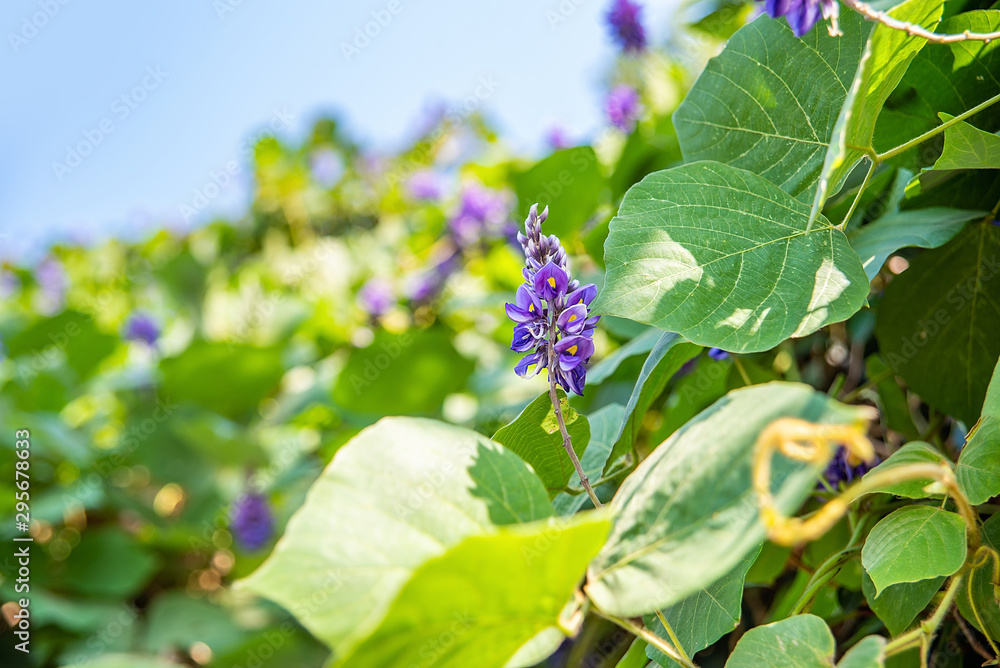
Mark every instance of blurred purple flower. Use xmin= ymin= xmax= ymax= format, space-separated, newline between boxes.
xmin=359 ymin=278 xmax=394 ymax=317
xmin=822 ymin=447 xmax=877 ymax=489
xmin=407 ymin=171 xmax=443 ymax=201
xmin=606 ymin=0 xmax=647 ymax=53
xmin=310 ymin=148 xmax=344 ymax=187
xmin=606 ymin=86 xmax=641 ymax=132
xmin=231 ymin=492 xmax=275 ymax=551
xmin=125 ymin=313 xmax=160 ymax=346
xmin=546 ymin=126 xmax=572 ymax=150
xmin=759 ymin=0 xmax=838 ymax=37
xmin=410 ymin=252 xmax=459 ymax=303
xmin=708 ymin=348 xmax=730 ymax=361
xmin=449 ymin=182 xmax=509 ymax=246
xmin=0 ymin=270 xmax=21 ymax=299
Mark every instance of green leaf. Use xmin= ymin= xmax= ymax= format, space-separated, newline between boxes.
xmin=956 ymin=358 xmax=1000 ymax=504
xmin=837 ymin=636 xmax=888 ymax=668
xmin=4 ymin=309 xmax=117 ymax=379
xmin=861 ymin=569 xmax=944 ymax=636
xmin=332 ymin=327 xmax=474 ymax=416
xmin=605 ymin=332 xmax=701 ymax=474
xmin=874 ymin=222 xmax=1000 ymax=425
xmin=932 ymin=116 xmax=1000 ymax=170
xmin=492 ymin=390 xmax=590 ymax=495
xmin=645 ymin=546 xmax=759 ymax=668
xmin=62 ymin=527 xmax=160 ymax=598
xmin=594 ymin=162 xmax=869 ymax=353
xmin=338 ymin=513 xmax=610 ymax=668
xmin=723 ymin=615 xmax=834 ymax=668
xmin=588 ymin=327 xmax=661 ymax=386
xmin=513 ymin=147 xmax=603 ymax=238
xmin=864 ymin=355 xmax=919 ymax=441
xmin=673 ymin=12 xmax=868 ymax=202
xmin=861 ymin=506 xmax=967 ymax=596
xmin=848 ymin=208 xmax=984 ymax=282
xmin=617 ymin=639 xmax=650 ymax=668
xmin=161 ymin=341 xmax=284 ymax=419
xmin=860 ymin=442 xmax=952 ymax=499
xmin=586 ymin=382 xmax=868 ymax=616
xmin=812 ymin=0 xmax=945 ymax=222
xmin=874 ymin=10 xmax=1000 ymax=158
xmin=239 ymin=418 xmax=551 ymax=657
xmin=144 ymin=592 xmax=245 ymax=655
xmin=956 ymin=512 xmax=1000 ymax=642
xmin=62 ymin=656 xmax=181 ymax=668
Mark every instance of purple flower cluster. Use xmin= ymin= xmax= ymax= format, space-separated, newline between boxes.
xmin=606 ymin=0 xmax=647 ymax=53
xmin=506 ymin=205 xmax=599 ymax=395
xmin=407 ymin=170 xmax=442 ymax=201
xmin=359 ymin=278 xmax=394 ymax=317
xmin=450 ymin=182 xmax=509 ymax=246
xmin=760 ymin=0 xmax=838 ymax=37
xmin=606 ymin=86 xmax=641 ymax=132
xmin=124 ymin=313 xmax=160 ymax=346
xmin=231 ymin=492 xmax=275 ymax=551
xmin=822 ymin=446 xmax=877 ymax=490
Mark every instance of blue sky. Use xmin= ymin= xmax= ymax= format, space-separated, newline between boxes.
xmin=0 ymin=0 xmax=659 ymax=260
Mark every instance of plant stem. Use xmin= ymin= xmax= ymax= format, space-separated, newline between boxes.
xmin=877 ymin=92 xmax=1000 ymax=161
xmin=884 ymin=574 xmax=964 ymax=657
xmin=654 ymin=610 xmax=693 ymax=664
xmin=732 ymin=355 xmax=752 ymax=386
xmin=842 ymin=0 xmax=1000 ymax=43
xmin=595 ymin=611 xmax=699 ymax=668
xmin=836 ymin=159 xmax=876 ymax=231
xmin=788 ymin=519 xmax=867 ymax=616
xmin=547 ymin=320 xmax=602 ymax=508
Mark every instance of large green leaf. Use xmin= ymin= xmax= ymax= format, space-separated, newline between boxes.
xmin=594 ymin=162 xmax=869 ymax=353
xmin=645 ymin=546 xmax=759 ymax=668
xmin=861 ymin=506 xmax=967 ymax=596
xmin=161 ymin=341 xmax=284 ymax=419
xmin=492 ymin=390 xmax=590 ymax=495
xmin=956 ymin=512 xmax=1000 ymax=642
xmin=861 ymin=569 xmax=944 ymax=636
xmin=4 ymin=309 xmax=117 ymax=379
xmin=848 ymin=208 xmax=984 ymax=281
xmin=586 ymin=382 xmax=868 ymax=616
xmin=837 ymin=636 xmax=888 ymax=668
xmin=513 ymin=147 xmax=603 ymax=238
xmin=811 ymin=0 xmax=945 ymax=221
xmin=725 ymin=615 xmax=885 ymax=668
xmin=673 ymin=12 xmax=868 ymax=201
xmin=605 ymin=332 xmax=701 ymax=474
xmin=860 ymin=442 xmax=951 ymax=499
xmin=332 ymin=327 xmax=474 ymax=416
xmin=588 ymin=327 xmax=661 ymax=385
xmin=239 ymin=418 xmax=551 ymax=657
xmin=874 ymin=222 xmax=1000 ymax=424
xmin=956 ymin=358 xmax=1000 ymax=504
xmin=338 ymin=514 xmax=610 ymax=668
xmin=932 ymin=116 xmax=1000 ymax=171
xmin=62 ymin=527 xmax=160 ymax=598
xmin=874 ymin=10 xmax=1000 ymax=156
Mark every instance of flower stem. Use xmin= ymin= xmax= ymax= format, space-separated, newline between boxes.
xmin=547 ymin=327 xmax=602 ymax=508
xmin=843 ymin=0 xmax=1000 ymax=44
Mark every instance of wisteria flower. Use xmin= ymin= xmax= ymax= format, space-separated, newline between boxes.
xmin=606 ymin=0 xmax=647 ymax=53
xmin=821 ymin=446 xmax=878 ymax=490
xmin=506 ymin=205 xmax=599 ymax=395
xmin=760 ymin=0 xmax=839 ymax=37
xmin=450 ymin=182 xmax=509 ymax=245
xmin=231 ymin=492 xmax=275 ymax=551
xmin=606 ymin=85 xmax=641 ymax=132
xmin=124 ymin=312 xmax=160 ymax=346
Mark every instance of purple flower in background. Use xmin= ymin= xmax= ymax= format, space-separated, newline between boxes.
xmin=506 ymin=205 xmax=599 ymax=395
xmin=708 ymin=348 xmax=730 ymax=361
xmin=606 ymin=0 xmax=647 ymax=53
xmin=606 ymin=85 xmax=641 ymax=132
xmin=449 ymin=182 xmax=509 ymax=246
xmin=125 ymin=313 xmax=160 ymax=346
xmin=231 ymin=493 xmax=275 ymax=551
xmin=821 ymin=446 xmax=877 ymax=490
xmin=359 ymin=278 xmax=394 ymax=317
xmin=0 ymin=270 xmax=21 ymax=298
xmin=310 ymin=148 xmax=344 ymax=187
xmin=546 ymin=126 xmax=572 ymax=150
xmin=407 ymin=171 xmax=443 ymax=201
xmin=410 ymin=252 xmax=459 ymax=303
xmin=759 ymin=0 xmax=839 ymax=37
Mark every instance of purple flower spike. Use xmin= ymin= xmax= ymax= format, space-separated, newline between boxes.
xmin=231 ymin=492 xmax=275 ymax=551
xmin=606 ymin=0 xmax=647 ymax=53
xmin=821 ymin=447 xmax=878 ymax=490
xmin=506 ymin=204 xmax=599 ymax=396
xmin=125 ymin=313 xmax=160 ymax=346
xmin=606 ymin=86 xmax=641 ymax=132
xmin=759 ymin=0 xmax=839 ymax=37
xmin=450 ymin=182 xmax=509 ymax=246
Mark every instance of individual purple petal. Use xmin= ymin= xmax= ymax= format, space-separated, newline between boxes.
xmin=557 ymin=304 xmax=590 ymax=335
xmin=533 ymin=262 xmax=569 ymax=301
xmin=556 ymin=335 xmax=596 ymax=371
xmin=515 ymin=351 xmax=546 ymax=377
xmin=566 ymin=283 xmax=598 ymax=307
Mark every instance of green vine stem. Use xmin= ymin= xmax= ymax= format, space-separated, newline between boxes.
xmin=843 ymin=0 xmax=1000 ymax=43
xmin=965 ymin=546 xmax=1000 ymax=658
xmin=654 ymin=610 xmax=693 ymax=664
xmin=594 ymin=609 xmax=699 ymax=668
xmin=884 ymin=574 xmax=964 ymax=658
xmin=546 ymin=312 xmax=602 ymax=508
xmin=836 ymin=159 xmax=876 ymax=232
xmin=877 ymin=92 xmax=1000 ymax=161
xmin=787 ymin=517 xmax=868 ymax=616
